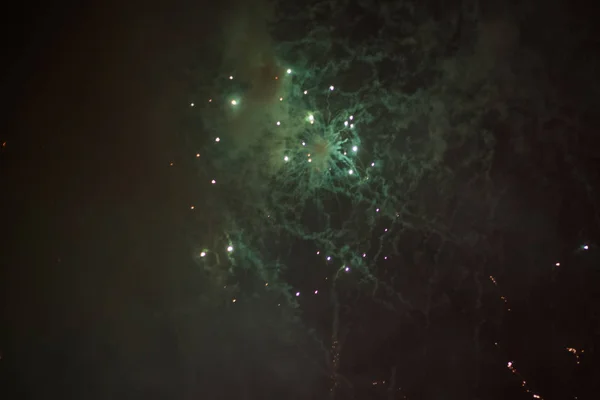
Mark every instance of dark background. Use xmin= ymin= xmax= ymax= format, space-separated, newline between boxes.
xmin=2 ymin=1 xmax=600 ymax=399
xmin=1 ymin=1 xmax=216 ymax=397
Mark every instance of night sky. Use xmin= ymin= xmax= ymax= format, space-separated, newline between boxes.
xmin=1 ymin=0 xmax=599 ymax=399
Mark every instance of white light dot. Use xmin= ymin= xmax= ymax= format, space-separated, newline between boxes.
xmin=304 ymin=90 xmax=308 ymax=94
xmin=279 ymin=97 xmax=283 ymax=101
xmin=583 ymin=244 xmax=589 ymax=250
xmin=350 ymin=124 xmax=354 ymax=128
xmin=286 ymin=68 xmax=292 ymax=74
xmin=232 ymin=298 xmax=236 ymax=303
xmin=215 ymin=137 xmax=220 ymax=142
xmin=314 ymin=290 xmax=318 ymax=294
xmin=308 ymin=158 xmax=312 ymax=163
xmin=348 ymin=169 xmax=354 ymax=175
xmin=371 ymin=162 xmax=375 ymax=166
xmin=276 ymin=121 xmax=281 ymax=126
xmin=326 ymin=256 xmax=331 ymax=261
xmin=296 ymin=292 xmax=300 ymax=297
xmin=200 ymin=252 xmax=206 ymax=257
xmin=329 ymin=85 xmax=334 ymax=91
xmin=196 ymin=153 xmax=200 ymax=158
xmin=211 ymin=180 xmax=216 ymax=184
xmin=302 ymin=141 xmax=306 ymax=146
xmin=349 ymin=115 xmax=354 ymax=120
xmin=284 ymin=156 xmax=289 ymax=162
xmin=190 ymin=102 xmax=194 ymax=107
xmin=190 ymin=206 xmax=195 ymax=210
xmin=231 ymin=100 xmax=237 ymax=105
xmin=344 ymin=121 xmax=348 ymax=126
xmin=229 ymin=75 xmax=233 ymax=80
xmin=316 ymin=251 xmax=320 ymax=255
xmin=352 ymin=146 xmax=358 ymax=152
xmin=376 ymin=208 xmax=380 ymax=212
xmin=555 ymin=262 xmax=560 ymax=266
xmin=227 ymin=246 xmax=234 ymax=252
xmin=362 ymin=253 xmax=366 ymax=257
xmin=345 ymin=267 xmax=350 ymax=272
xmin=308 ymin=114 xmax=314 ymax=121
xmin=208 ymin=98 xmax=212 ymax=102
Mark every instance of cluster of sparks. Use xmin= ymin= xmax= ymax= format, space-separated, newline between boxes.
xmin=505 ymin=360 xmax=543 ymax=399
xmin=180 ymin=63 xmax=594 ymax=399
xmin=566 ymin=347 xmax=584 ymax=365
xmin=185 ymin=66 xmax=398 ymax=300
xmin=487 ymin=244 xmax=590 ymax=400
xmin=188 ymin=70 xmax=379 ymax=192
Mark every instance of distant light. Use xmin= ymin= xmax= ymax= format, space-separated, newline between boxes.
xmin=200 ymin=252 xmax=206 ymax=257
xmin=303 ymin=90 xmax=308 ymax=94
xmin=371 ymin=162 xmax=375 ymax=166
xmin=229 ymin=75 xmax=233 ymax=80
xmin=362 ymin=253 xmax=366 ymax=257
xmin=286 ymin=68 xmax=292 ymax=74
xmin=376 ymin=208 xmax=380 ymax=212
xmin=348 ymin=169 xmax=354 ymax=175
xmin=227 ymin=246 xmax=234 ymax=252
xmin=208 ymin=98 xmax=212 ymax=102
xmin=349 ymin=115 xmax=354 ymax=120
xmin=352 ymin=146 xmax=358 ymax=152
xmin=296 ymin=292 xmax=300 ymax=297
xmin=232 ymin=298 xmax=236 ymax=303
xmin=215 ymin=137 xmax=220 ymax=142
xmin=211 ymin=180 xmax=216 ymax=184
xmin=190 ymin=102 xmax=194 ymax=107
xmin=276 ymin=121 xmax=281 ymax=126
xmin=344 ymin=121 xmax=348 ymax=126
xmin=190 ymin=206 xmax=195 ymax=210
xmin=196 ymin=153 xmax=200 ymax=158
xmin=329 ymin=85 xmax=334 ymax=91
xmin=308 ymin=114 xmax=314 ymax=122
xmin=583 ymin=244 xmax=589 ymax=250
xmin=314 ymin=290 xmax=318 ymax=294
xmin=231 ymin=100 xmax=237 ymax=105
xmin=284 ymin=156 xmax=289 ymax=162
xmin=350 ymin=124 xmax=354 ymax=128
xmin=345 ymin=266 xmax=350 ymax=272
xmin=326 ymin=256 xmax=331 ymax=261
xmin=555 ymin=262 xmax=560 ymax=266
xmin=279 ymin=97 xmax=283 ymax=101
xmin=302 ymin=141 xmax=306 ymax=146
xmin=308 ymin=158 xmax=312 ymax=162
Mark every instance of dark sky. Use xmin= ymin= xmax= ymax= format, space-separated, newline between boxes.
xmin=2 ymin=1 xmax=600 ymax=399
xmin=1 ymin=1 xmax=218 ymax=397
